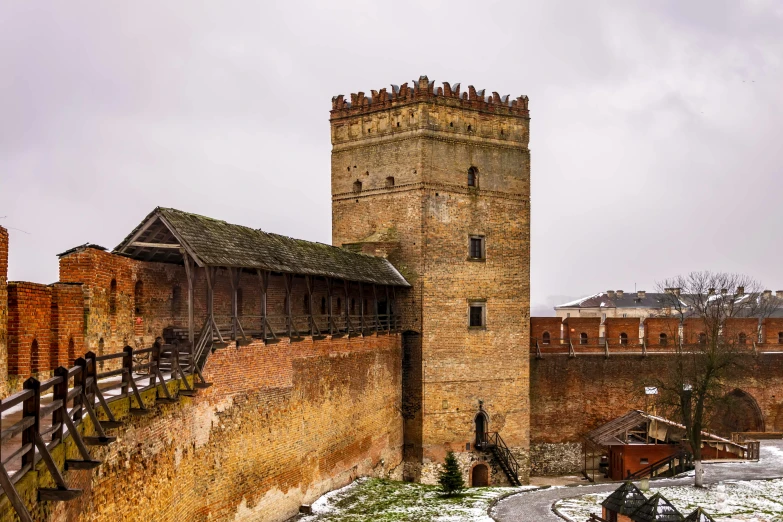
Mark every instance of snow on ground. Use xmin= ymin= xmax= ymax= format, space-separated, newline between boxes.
xmin=555 ymin=478 xmax=783 ymax=522
xmin=295 ymin=478 xmax=536 ymax=522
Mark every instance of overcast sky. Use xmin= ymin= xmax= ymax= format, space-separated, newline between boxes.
xmin=1 ymin=1 xmax=782 ymax=315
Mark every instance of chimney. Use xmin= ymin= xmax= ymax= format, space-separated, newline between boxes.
xmin=763 ymin=290 xmax=772 ymax=299
xmin=637 ymin=290 xmax=646 ymax=299
xmin=777 ymin=291 xmax=783 ymax=298
xmin=616 ymin=290 xmax=624 ymax=298
xmin=736 ymin=286 xmax=745 ymax=296
xmin=708 ymin=288 xmax=715 ymax=296
xmin=721 ymin=288 xmax=728 ymax=295
xmin=673 ymin=287 xmax=681 ymax=297
xmin=607 ymin=290 xmax=616 ymax=298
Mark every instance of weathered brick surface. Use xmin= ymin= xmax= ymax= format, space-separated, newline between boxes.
xmin=0 ymin=228 xmax=7 ymax=397
xmin=563 ymin=317 xmax=600 ymax=343
xmin=331 ymin=77 xmax=531 ymax=483
xmin=0 ymin=334 xmax=402 ymax=522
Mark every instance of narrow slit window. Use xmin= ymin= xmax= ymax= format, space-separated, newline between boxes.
xmin=353 ymin=180 xmax=362 ymax=193
xmin=659 ymin=333 xmax=668 ymax=346
xmin=321 ymin=297 xmax=327 ymax=315
xmin=542 ymin=332 xmax=551 ymax=345
xmin=469 ymin=303 xmax=485 ymax=328
xmin=386 ymin=176 xmax=395 ymax=188
xmin=469 ymin=236 xmax=485 ymax=259
xmin=579 ymin=332 xmax=588 ymax=345
xmin=620 ymin=332 xmax=628 ymax=345
xmin=467 ymin=166 xmax=478 ymax=187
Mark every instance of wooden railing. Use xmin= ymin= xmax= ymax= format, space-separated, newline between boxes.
xmin=627 ymin=449 xmax=691 ymax=480
xmin=0 ymin=341 xmax=210 ymax=522
xmin=476 ymin=431 xmax=522 ymax=486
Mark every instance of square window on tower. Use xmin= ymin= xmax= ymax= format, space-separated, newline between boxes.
xmin=469 ymin=303 xmax=486 ymax=328
xmin=469 ymin=236 xmax=485 ymax=260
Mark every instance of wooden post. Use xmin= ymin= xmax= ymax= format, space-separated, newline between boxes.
xmin=53 ymin=366 xmax=68 ymax=445
xmin=343 ymin=280 xmax=351 ymax=334
xmin=183 ymin=251 xmax=195 ymax=349
xmin=373 ymin=284 xmax=379 ymax=333
xmin=228 ymin=267 xmax=237 ymax=341
xmin=359 ymin=283 xmax=366 ymax=334
xmin=22 ymin=378 xmax=40 ymax=470
xmin=122 ymin=345 xmax=133 ymax=397
xmin=73 ymin=357 xmax=87 ymax=422
xmin=385 ymin=285 xmax=391 ymax=332
xmin=326 ymin=278 xmax=334 ymax=335
xmin=306 ymin=276 xmax=314 ymax=336
xmin=258 ymin=269 xmax=273 ymax=341
xmin=205 ymin=267 xmax=224 ymax=344
xmin=285 ymin=274 xmax=293 ymax=338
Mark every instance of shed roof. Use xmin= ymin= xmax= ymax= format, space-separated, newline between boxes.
xmin=584 ymin=410 xmax=747 ymax=453
xmin=113 ymin=208 xmax=409 ymax=287
xmin=630 ymin=493 xmax=684 ymax=522
xmin=602 ymin=482 xmax=647 ymax=515
xmin=683 ymin=508 xmax=716 ymax=522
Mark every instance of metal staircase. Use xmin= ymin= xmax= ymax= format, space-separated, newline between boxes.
xmin=477 ymin=432 xmax=522 ymax=486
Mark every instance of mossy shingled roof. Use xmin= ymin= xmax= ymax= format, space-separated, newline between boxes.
xmin=114 ymin=207 xmax=409 ymax=287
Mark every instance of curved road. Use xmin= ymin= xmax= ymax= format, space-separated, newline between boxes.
xmin=492 ymin=440 xmax=783 ymax=522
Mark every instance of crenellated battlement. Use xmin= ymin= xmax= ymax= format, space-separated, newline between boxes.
xmin=331 ymin=75 xmax=529 ymax=119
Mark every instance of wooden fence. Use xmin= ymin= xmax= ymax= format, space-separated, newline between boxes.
xmin=0 ymin=342 xmax=209 ymax=522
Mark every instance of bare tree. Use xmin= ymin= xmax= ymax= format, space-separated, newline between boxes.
xmin=650 ymin=272 xmax=779 ymax=487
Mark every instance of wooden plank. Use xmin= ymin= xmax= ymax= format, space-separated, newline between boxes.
xmin=130 ymin=242 xmax=181 ymax=249
xmin=0 ymin=463 xmax=33 ymax=522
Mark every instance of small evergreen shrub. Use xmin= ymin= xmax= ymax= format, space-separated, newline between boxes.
xmin=438 ymin=451 xmax=465 ymax=496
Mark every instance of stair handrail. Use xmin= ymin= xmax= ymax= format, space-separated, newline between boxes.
xmin=627 ymin=449 xmax=689 ymax=480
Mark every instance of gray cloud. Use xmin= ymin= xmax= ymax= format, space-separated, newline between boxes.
xmin=1 ymin=0 xmax=781 ymax=314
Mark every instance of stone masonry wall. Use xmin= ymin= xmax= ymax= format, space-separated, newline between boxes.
xmin=1 ymin=333 xmax=402 ymax=522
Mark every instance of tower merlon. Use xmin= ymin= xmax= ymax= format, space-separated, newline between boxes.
xmin=331 ymin=75 xmax=529 ymax=120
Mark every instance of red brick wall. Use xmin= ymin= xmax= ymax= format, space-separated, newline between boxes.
xmin=604 ymin=318 xmax=641 ymax=347
xmin=531 ymin=317 xmax=563 ymax=345
xmin=7 ymin=282 xmax=52 ymax=375
xmin=530 ymin=354 xmax=783 ymax=445
xmin=51 ymin=284 xmax=85 ymax=367
xmin=54 ymin=334 xmax=403 ymax=522
xmin=682 ymin=318 xmax=706 ymax=344
xmin=0 ymin=227 xmax=7 ymax=396
xmin=563 ymin=317 xmax=600 ymax=343
xmin=763 ymin=318 xmax=783 ymax=344
xmin=643 ymin=317 xmax=679 ymax=346
xmin=724 ymin=318 xmax=759 ymax=344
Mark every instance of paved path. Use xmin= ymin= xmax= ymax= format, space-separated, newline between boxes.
xmin=492 ymin=440 xmax=783 ymax=522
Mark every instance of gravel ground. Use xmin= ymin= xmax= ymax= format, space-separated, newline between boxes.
xmin=491 ymin=440 xmax=783 ymax=522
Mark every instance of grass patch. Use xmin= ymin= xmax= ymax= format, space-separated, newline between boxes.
xmin=300 ymin=478 xmax=530 ymax=522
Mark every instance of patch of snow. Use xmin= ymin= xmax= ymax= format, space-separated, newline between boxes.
xmin=557 ymin=293 xmax=604 ymax=308
xmin=556 ymin=479 xmax=783 ymax=522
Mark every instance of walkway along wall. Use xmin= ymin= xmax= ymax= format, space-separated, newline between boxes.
xmin=0 ymin=334 xmax=403 ymax=522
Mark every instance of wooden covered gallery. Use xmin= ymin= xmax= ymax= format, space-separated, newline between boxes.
xmin=584 ymin=410 xmax=750 ymax=481
xmin=113 ymin=207 xmax=410 ymax=365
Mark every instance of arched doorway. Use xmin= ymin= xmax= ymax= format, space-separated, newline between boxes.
xmin=712 ymin=389 xmax=765 ymax=435
xmin=475 ymin=411 xmax=489 ymax=447
xmin=471 ymin=463 xmax=489 ymax=487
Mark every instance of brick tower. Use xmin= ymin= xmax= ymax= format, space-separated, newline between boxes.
xmin=330 ymin=76 xmax=531 ymax=483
